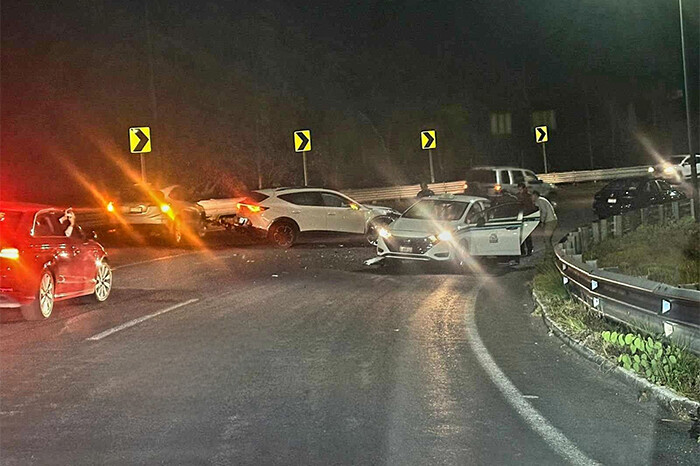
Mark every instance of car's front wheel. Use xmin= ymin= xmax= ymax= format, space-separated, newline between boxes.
xmin=366 ymin=217 xmax=392 ymax=245
xmin=269 ymin=221 xmax=298 ymax=248
xmin=93 ymin=260 xmax=113 ymax=302
xmin=21 ymin=270 xmax=55 ymax=320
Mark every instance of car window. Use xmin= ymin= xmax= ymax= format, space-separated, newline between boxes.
xmin=499 ymin=170 xmax=511 ymax=184
xmin=403 ymin=200 xmax=468 ymax=221
xmin=33 ymin=212 xmax=63 ymax=237
xmin=278 ymin=191 xmax=325 ymax=206
xmin=465 ymin=169 xmax=496 ymax=183
xmin=524 ymin=170 xmax=539 ymax=181
xmin=510 ymin=170 xmax=525 ymax=184
xmin=169 ymin=187 xmax=185 ymax=201
xmin=476 ymin=203 xmax=521 ymax=223
xmin=320 ymin=193 xmax=349 ymax=207
xmin=465 ymin=202 xmax=483 ymax=224
xmin=657 ymin=180 xmax=672 ymax=192
xmin=644 ymin=180 xmax=660 ymax=194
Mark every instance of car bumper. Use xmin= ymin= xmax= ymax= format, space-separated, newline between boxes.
xmin=376 ymin=236 xmax=454 ymax=262
xmin=0 ymin=291 xmax=27 ymax=309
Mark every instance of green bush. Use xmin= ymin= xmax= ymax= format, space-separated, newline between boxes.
xmin=601 ymin=331 xmax=700 ymax=400
xmin=584 ymin=217 xmax=700 ymax=285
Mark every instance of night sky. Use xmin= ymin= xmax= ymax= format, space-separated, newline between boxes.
xmin=1 ymin=0 xmax=697 ymax=204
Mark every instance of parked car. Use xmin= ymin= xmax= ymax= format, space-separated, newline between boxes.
xmin=592 ymin=177 xmax=686 ymax=219
xmin=369 ymin=195 xmax=539 ymax=270
xmin=235 ymin=187 xmax=400 ymax=247
xmin=463 ymin=166 xmax=557 ymax=200
xmin=106 ymin=184 xmax=205 ymax=246
xmin=0 ymin=202 xmax=112 ymax=320
xmin=652 ymin=154 xmax=700 ymax=184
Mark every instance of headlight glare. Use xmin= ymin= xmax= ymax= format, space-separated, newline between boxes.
xmin=378 ymin=228 xmax=391 ymax=239
xmin=437 ymin=231 xmax=453 ymax=242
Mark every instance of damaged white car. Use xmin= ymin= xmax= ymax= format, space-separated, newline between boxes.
xmin=366 ymin=194 xmax=540 ymax=270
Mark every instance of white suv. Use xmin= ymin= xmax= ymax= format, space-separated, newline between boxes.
xmin=464 ymin=166 xmax=557 ymax=199
xmin=236 ymin=187 xmax=400 ymax=247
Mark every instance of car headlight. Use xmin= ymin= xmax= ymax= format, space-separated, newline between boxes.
xmin=160 ymin=203 xmax=171 ymax=213
xmin=378 ymin=228 xmax=391 ymax=239
xmin=437 ymin=231 xmax=453 ymax=242
xmin=663 ymin=166 xmax=675 ymax=175
xmin=647 ymin=166 xmax=655 ymax=173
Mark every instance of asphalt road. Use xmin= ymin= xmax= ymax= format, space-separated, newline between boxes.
xmin=1 ymin=185 xmax=698 ymax=465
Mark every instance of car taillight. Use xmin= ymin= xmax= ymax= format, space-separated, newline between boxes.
xmin=237 ymin=202 xmax=268 ymax=213
xmin=463 ymin=182 xmax=469 ymax=191
xmin=106 ymin=201 xmax=115 ymax=212
xmin=494 ymin=184 xmax=502 ymax=193
xmin=0 ymin=248 xmax=19 ymax=260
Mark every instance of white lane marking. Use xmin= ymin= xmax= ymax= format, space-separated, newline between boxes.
xmin=86 ymin=298 xmax=199 ymax=341
xmin=465 ymin=285 xmax=599 ymax=466
xmin=112 ymin=251 xmax=200 ymax=270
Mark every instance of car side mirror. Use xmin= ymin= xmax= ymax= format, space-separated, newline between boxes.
xmin=476 ymin=217 xmax=486 ymax=227
xmin=530 ymin=179 xmax=543 ymax=184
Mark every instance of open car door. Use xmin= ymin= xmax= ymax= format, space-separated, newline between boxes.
xmin=463 ymin=203 xmax=538 ymax=256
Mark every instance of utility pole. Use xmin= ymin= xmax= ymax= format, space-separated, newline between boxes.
xmin=679 ymin=0 xmax=698 ymax=221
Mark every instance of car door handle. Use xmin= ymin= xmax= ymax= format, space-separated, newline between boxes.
xmin=291 ymin=210 xmax=301 ymax=214
xmin=506 ymin=226 xmax=519 ymax=230
xmin=327 ymin=213 xmax=337 ymax=216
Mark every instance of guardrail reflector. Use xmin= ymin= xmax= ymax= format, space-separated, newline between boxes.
xmin=592 ymin=297 xmax=600 ymax=308
xmin=661 ymin=299 xmax=671 ymax=314
xmin=591 ymin=280 xmax=598 ymax=290
xmin=663 ymin=322 xmax=674 ymax=337
xmin=562 ymin=264 xmax=567 ymax=271
xmin=563 ymin=277 xmax=569 ymax=285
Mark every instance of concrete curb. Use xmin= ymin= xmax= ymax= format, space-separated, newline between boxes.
xmin=533 ymin=291 xmax=700 ymax=418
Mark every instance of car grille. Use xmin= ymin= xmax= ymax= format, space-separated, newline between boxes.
xmin=385 ymin=236 xmax=433 ymax=254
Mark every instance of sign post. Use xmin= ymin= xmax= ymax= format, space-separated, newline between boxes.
xmin=294 ymin=130 xmax=312 ymax=186
xmin=421 ymin=130 xmax=437 ymax=183
xmin=129 ymin=126 xmax=152 ymax=182
xmin=534 ymin=125 xmax=549 ymax=173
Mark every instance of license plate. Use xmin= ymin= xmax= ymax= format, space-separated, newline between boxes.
xmin=130 ymin=206 xmax=143 ymax=213
xmin=399 ymin=246 xmax=413 ymax=253
xmin=607 ymin=198 xmax=617 ymax=204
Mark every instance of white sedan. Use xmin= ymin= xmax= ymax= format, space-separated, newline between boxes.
xmin=368 ymin=194 xmax=539 ymax=269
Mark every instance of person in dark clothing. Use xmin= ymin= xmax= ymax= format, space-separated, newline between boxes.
xmin=416 ymin=182 xmax=435 ymax=198
xmin=517 ymin=183 xmax=534 ymax=256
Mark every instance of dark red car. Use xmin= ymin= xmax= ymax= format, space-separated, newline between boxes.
xmin=0 ymin=202 xmax=112 ymax=320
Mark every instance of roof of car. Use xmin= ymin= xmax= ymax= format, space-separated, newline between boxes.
xmin=421 ymin=194 xmax=488 ymax=203
xmin=256 ymin=187 xmax=345 ymax=196
xmin=0 ymin=201 xmax=55 ymax=212
xmin=469 ymin=166 xmax=531 ymax=171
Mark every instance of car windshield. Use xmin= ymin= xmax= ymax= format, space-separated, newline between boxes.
xmin=403 ymin=200 xmax=468 ymax=221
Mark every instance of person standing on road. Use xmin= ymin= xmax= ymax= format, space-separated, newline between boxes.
xmin=416 ymin=182 xmax=434 ymax=198
xmin=532 ymin=191 xmax=557 ymax=251
xmin=517 ymin=183 xmax=535 ymax=256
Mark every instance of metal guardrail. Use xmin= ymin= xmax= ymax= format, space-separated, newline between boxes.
xmin=537 ymin=166 xmax=651 ymax=184
xmin=347 ymin=166 xmax=651 ymax=203
xmin=554 ymin=199 xmax=700 ymax=355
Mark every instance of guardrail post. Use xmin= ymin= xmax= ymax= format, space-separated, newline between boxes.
xmin=691 ymin=199 xmax=696 ymax=220
xmin=600 ymin=218 xmax=608 ymax=240
xmin=658 ymin=204 xmax=664 ymax=224
xmin=612 ymin=215 xmax=622 ymax=238
xmin=672 ymin=201 xmax=680 ymax=221
xmin=591 ymin=221 xmax=600 ymax=244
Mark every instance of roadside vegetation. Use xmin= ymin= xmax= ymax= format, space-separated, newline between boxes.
xmin=582 ymin=217 xmax=700 ymax=286
xmin=533 ymin=258 xmax=700 ymax=402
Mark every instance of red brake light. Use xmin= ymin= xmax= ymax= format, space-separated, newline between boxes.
xmin=106 ymin=201 xmax=115 ymax=212
xmin=494 ymin=184 xmax=502 ymax=193
xmin=0 ymin=248 xmax=20 ymax=260
xmin=237 ymin=202 xmax=268 ymax=213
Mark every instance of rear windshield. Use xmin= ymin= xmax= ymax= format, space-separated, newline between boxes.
xmin=465 ymin=169 xmax=496 ymax=183
xmin=247 ymin=191 xmax=270 ymax=203
xmin=403 ymin=200 xmax=468 ymax=221
xmin=603 ymin=179 xmax=644 ymax=191
xmin=0 ymin=211 xmax=24 ymax=236
xmin=118 ymin=186 xmax=165 ymax=204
